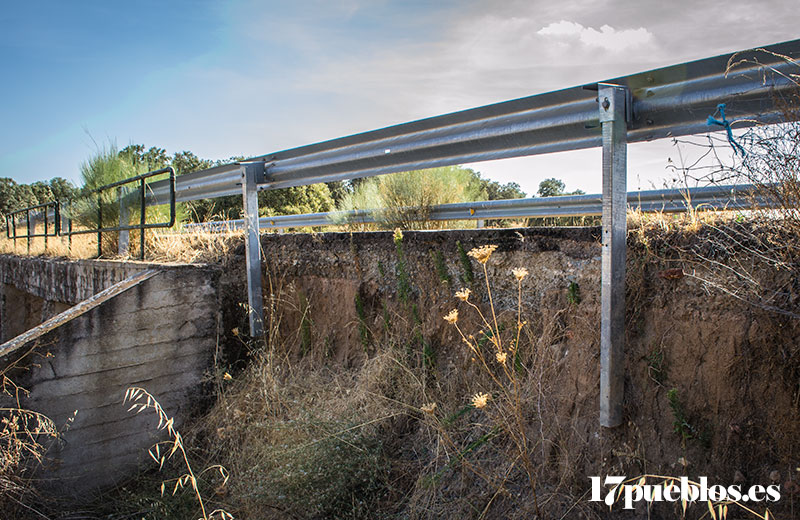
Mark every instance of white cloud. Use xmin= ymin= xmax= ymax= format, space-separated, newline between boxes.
xmin=537 ymin=20 xmax=654 ymax=52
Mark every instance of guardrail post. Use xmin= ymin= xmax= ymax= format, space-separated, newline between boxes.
xmin=598 ymin=83 xmax=628 ymax=428
xmin=242 ymin=163 xmax=265 ymax=336
xmin=119 ymin=187 xmax=130 ymax=256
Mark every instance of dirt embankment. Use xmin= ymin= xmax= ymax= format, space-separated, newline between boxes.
xmin=204 ymin=226 xmax=799 ymax=518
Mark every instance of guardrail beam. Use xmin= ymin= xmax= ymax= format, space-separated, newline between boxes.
xmin=598 ymin=83 xmax=628 ymax=428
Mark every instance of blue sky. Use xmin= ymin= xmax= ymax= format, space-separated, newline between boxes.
xmin=2 ymin=0 xmax=798 ymax=196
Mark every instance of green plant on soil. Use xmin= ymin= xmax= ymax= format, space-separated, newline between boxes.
xmin=566 ymin=280 xmax=581 ymax=305
xmin=431 ymin=249 xmax=451 ymax=285
xmin=455 ymin=240 xmax=474 ymax=284
xmin=393 ymin=229 xmax=412 ymax=302
xmin=354 ymin=291 xmax=371 ymax=352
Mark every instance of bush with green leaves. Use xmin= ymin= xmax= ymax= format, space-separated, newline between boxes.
xmin=336 ymin=166 xmax=487 ymax=229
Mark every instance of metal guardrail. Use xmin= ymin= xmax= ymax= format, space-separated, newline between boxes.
xmin=183 ymin=184 xmax=767 ymax=232
xmin=5 ymin=39 xmax=798 ymax=428
xmin=61 ymin=166 xmax=177 ymax=259
xmin=5 ymin=201 xmax=60 ymax=254
xmin=6 ymin=167 xmax=176 ymax=259
xmin=142 ymin=39 xmax=800 ymax=205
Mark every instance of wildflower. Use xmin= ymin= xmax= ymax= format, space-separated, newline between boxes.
xmin=455 ymin=288 xmax=471 ymax=301
xmin=393 ymin=228 xmax=403 ymax=244
xmin=512 ymin=267 xmax=529 ymax=281
xmin=421 ymin=402 xmax=437 ymax=414
xmin=223 ymin=372 xmax=233 ymax=381
xmin=444 ymin=309 xmax=459 ymax=324
xmin=495 ymin=351 xmax=507 ymax=364
xmin=468 ymin=244 xmax=498 ymax=264
xmin=471 ymin=392 xmax=490 ymax=409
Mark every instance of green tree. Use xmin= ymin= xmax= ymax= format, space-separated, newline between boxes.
xmin=482 ymin=179 xmax=526 ymax=200
xmin=29 ymin=181 xmax=54 ymax=204
xmin=119 ymin=144 xmax=170 ymax=172
xmin=48 ymin=177 xmax=78 ymax=202
xmin=537 ymin=177 xmax=584 ymax=197
xmin=0 ymin=178 xmax=38 ymax=219
xmin=172 ymin=150 xmax=214 ymax=176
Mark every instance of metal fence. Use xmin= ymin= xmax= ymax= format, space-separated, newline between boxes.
xmin=5 ymin=200 xmax=60 ymax=254
xmin=183 ymin=184 xmax=768 ymax=232
xmin=5 ymin=38 xmax=799 ymax=427
xmin=7 ymin=167 xmax=176 ymax=260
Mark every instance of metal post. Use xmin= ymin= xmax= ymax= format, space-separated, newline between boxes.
xmin=598 ymin=83 xmax=628 ymax=428
xmin=139 ymin=179 xmax=146 ymax=260
xmin=26 ymin=209 xmax=31 ymax=255
xmin=119 ymin=187 xmax=130 ymax=256
xmin=242 ymin=163 xmax=265 ymax=336
xmin=44 ymin=207 xmax=48 ymax=251
xmin=97 ymin=193 xmax=102 ymax=258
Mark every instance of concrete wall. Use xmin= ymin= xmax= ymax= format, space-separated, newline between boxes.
xmin=0 ymin=256 xmax=221 ymax=497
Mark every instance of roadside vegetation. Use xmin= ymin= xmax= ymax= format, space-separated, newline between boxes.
xmin=2 ymin=55 xmax=799 ymax=519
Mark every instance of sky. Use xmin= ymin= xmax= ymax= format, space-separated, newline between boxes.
xmin=1 ymin=0 xmax=798 ymax=196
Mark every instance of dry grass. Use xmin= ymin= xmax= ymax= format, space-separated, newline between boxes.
xmin=0 ymin=225 xmax=244 ymax=264
xmin=0 ymin=350 xmax=60 ymax=519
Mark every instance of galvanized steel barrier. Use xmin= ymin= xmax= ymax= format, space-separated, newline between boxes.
xmin=6 ymin=39 xmax=799 ymax=427
xmin=183 ymin=183 xmax=768 ymax=232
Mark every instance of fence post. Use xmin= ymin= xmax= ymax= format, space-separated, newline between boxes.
xmin=242 ymin=163 xmax=265 ymax=336
xmin=119 ymin=187 xmax=130 ymax=256
xmin=598 ymin=83 xmax=628 ymax=428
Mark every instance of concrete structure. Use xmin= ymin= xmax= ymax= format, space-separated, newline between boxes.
xmin=0 ymin=255 xmax=220 ymax=497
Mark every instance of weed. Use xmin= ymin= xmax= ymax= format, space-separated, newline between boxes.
xmin=377 ymin=259 xmax=386 ymax=278
xmin=239 ymin=419 xmax=388 ymax=519
xmin=354 ymin=291 xmax=371 ymax=352
xmin=123 ymin=387 xmax=231 ymax=520
xmin=455 ymin=240 xmax=474 ymax=284
xmin=393 ymin=229 xmax=412 ymax=302
xmin=430 ymin=249 xmax=451 ymax=285
xmin=566 ymin=280 xmax=581 ymax=305
xmin=646 ymin=347 xmax=666 ymax=386
xmin=667 ymin=388 xmax=695 ymax=444
xmin=434 ymin=243 xmax=543 ymax=517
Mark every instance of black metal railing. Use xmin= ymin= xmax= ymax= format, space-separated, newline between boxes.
xmin=4 ymin=200 xmax=60 ymax=254
xmin=4 ymin=167 xmax=176 ymax=259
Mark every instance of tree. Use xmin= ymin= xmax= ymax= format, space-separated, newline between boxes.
xmin=48 ymin=177 xmax=78 ymax=202
xmin=537 ymin=178 xmax=584 ymax=197
xmin=483 ymin=179 xmax=526 ymax=200
xmin=29 ymin=181 xmax=54 ymax=205
xmin=119 ymin=145 xmax=170 ymax=172
xmin=172 ymin=150 xmax=213 ymax=176
xmin=0 ymin=178 xmax=38 ymax=219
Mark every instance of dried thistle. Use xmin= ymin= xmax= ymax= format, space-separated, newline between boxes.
xmin=444 ymin=309 xmax=459 ymax=324
xmin=495 ymin=351 xmax=507 ymax=365
xmin=455 ymin=288 xmax=471 ymax=301
xmin=512 ymin=267 xmax=529 ymax=281
xmin=421 ymin=402 xmax=437 ymax=414
xmin=471 ymin=392 xmax=490 ymax=409
xmin=468 ymin=245 xmax=498 ymax=264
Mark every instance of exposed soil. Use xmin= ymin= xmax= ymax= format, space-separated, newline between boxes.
xmin=202 ymin=225 xmax=800 ymax=519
